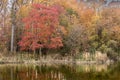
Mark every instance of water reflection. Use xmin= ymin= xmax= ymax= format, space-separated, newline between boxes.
xmin=0 ymin=63 xmax=119 ymax=80
xmin=76 ymin=64 xmax=108 ymax=72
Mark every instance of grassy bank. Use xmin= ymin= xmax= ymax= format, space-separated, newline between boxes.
xmin=0 ymin=52 xmax=115 ymax=65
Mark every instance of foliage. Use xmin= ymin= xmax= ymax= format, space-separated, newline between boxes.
xmin=0 ymin=0 xmax=120 ymax=59
xmin=18 ymin=4 xmax=63 ymax=51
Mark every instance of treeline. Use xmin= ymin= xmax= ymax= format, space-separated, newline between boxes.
xmin=0 ymin=0 xmax=120 ymax=58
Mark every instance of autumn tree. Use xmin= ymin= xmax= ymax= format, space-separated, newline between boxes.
xmin=18 ymin=4 xmax=63 ymax=54
xmin=0 ymin=0 xmax=11 ymax=52
xmin=12 ymin=0 xmax=32 ymax=52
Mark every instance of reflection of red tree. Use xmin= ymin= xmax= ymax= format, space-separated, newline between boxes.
xmin=17 ymin=69 xmax=64 ymax=80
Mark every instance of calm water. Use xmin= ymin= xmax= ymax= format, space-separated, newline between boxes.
xmin=0 ymin=63 xmax=120 ymax=80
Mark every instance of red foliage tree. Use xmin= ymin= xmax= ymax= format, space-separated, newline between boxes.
xmin=18 ymin=4 xmax=63 ymax=51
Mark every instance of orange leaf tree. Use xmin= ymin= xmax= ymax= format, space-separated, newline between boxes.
xmin=18 ymin=4 xmax=63 ymax=51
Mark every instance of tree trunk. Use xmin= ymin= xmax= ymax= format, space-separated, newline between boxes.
xmin=11 ymin=25 xmax=14 ymax=52
xmin=10 ymin=0 xmax=17 ymax=52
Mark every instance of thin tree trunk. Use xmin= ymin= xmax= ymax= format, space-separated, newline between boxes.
xmin=11 ymin=25 xmax=14 ymax=52
xmin=10 ymin=0 xmax=17 ymax=52
xmin=39 ymin=47 xmax=42 ymax=59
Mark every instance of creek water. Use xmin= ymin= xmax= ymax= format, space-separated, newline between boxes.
xmin=0 ymin=63 xmax=120 ymax=80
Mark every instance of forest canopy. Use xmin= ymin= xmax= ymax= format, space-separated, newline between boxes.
xmin=0 ymin=0 xmax=120 ymax=59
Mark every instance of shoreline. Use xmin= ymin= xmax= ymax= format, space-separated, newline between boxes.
xmin=0 ymin=59 xmax=113 ymax=65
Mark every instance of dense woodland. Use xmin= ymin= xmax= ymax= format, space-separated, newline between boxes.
xmin=0 ymin=0 xmax=120 ymax=60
